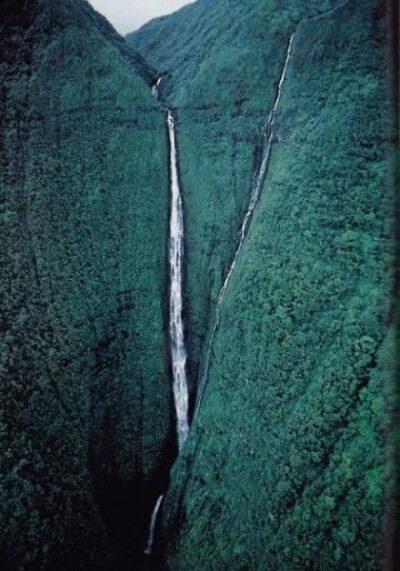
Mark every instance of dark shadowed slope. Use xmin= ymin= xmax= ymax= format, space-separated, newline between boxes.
xmin=0 ymin=0 xmax=171 ymax=568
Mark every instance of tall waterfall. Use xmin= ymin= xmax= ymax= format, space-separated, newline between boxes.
xmin=194 ymin=33 xmax=295 ymax=416
xmin=144 ymin=494 xmax=164 ymax=555
xmin=167 ymin=110 xmax=190 ymax=451
xmin=144 ymin=105 xmax=190 ymax=557
xmin=151 ymin=81 xmax=189 ymax=449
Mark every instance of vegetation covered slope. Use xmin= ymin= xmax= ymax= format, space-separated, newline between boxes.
xmin=127 ymin=0 xmax=346 ymax=395
xmin=0 ymin=0 xmax=171 ymax=568
xmin=129 ymin=0 xmax=396 ymax=568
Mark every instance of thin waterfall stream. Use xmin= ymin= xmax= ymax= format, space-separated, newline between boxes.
xmin=192 ymin=0 xmax=351 ymax=419
xmin=194 ymin=33 xmax=295 ymax=417
xmin=144 ymin=80 xmax=189 ymax=556
xmin=144 ymin=494 xmax=164 ymax=555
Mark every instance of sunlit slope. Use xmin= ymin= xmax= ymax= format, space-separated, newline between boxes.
xmin=0 ymin=0 xmax=170 ymax=567
xmin=157 ymin=0 xmax=395 ymax=568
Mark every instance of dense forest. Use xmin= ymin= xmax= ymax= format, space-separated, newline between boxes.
xmin=1 ymin=0 xmax=398 ymax=569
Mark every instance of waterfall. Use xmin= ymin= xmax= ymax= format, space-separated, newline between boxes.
xmin=152 ymin=76 xmax=162 ymax=98
xmin=151 ymin=77 xmax=190 ymax=450
xmin=194 ymin=33 xmax=295 ymax=417
xmin=144 ymin=495 xmax=164 ymax=555
xmin=144 ymin=85 xmax=190 ymax=555
xmin=167 ymin=110 xmax=190 ymax=451
xmin=150 ymin=79 xmax=191 ymax=454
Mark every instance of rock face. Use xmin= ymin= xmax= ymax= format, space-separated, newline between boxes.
xmin=0 ymin=0 xmax=171 ymax=568
xmin=129 ymin=0 xmax=396 ymax=568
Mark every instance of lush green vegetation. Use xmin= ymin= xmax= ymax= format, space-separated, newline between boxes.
xmin=0 ymin=0 xmax=171 ymax=568
xmin=2 ymin=0 xmax=396 ymax=568
xmin=130 ymin=0 xmax=396 ymax=568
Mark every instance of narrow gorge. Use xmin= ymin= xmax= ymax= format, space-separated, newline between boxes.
xmin=0 ymin=0 xmax=397 ymax=569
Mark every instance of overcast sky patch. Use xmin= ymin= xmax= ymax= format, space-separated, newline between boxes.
xmin=87 ymin=0 xmax=193 ymax=35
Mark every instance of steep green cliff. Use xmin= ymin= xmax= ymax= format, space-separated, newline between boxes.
xmin=130 ymin=0 xmax=396 ymax=568
xmin=0 ymin=0 xmax=171 ymax=568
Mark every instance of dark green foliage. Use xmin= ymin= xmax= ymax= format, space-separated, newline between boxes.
xmin=130 ymin=0 xmax=396 ymax=568
xmin=0 ymin=0 xmax=171 ymax=568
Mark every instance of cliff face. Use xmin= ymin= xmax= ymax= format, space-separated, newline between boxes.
xmin=130 ymin=0 xmax=396 ymax=568
xmin=0 ymin=0 xmax=171 ymax=568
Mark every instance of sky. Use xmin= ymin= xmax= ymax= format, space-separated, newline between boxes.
xmin=87 ymin=0 xmax=193 ymax=35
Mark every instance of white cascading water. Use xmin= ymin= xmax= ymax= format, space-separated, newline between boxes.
xmin=194 ymin=33 xmax=295 ymax=417
xmin=167 ymin=109 xmax=190 ymax=450
xmin=152 ymin=76 xmax=162 ymax=98
xmin=144 ymin=494 xmax=164 ymax=555
xmin=151 ymin=77 xmax=189 ymax=448
xmin=144 ymin=80 xmax=190 ymax=556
